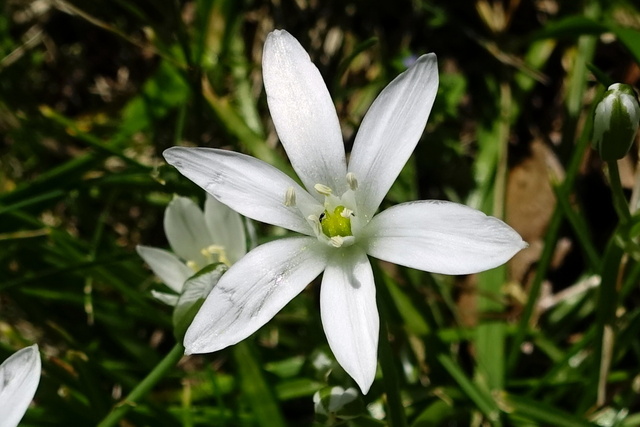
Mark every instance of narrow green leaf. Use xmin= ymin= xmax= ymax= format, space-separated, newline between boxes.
xmin=611 ymin=26 xmax=640 ymax=65
xmin=530 ymin=16 xmax=606 ymax=41
xmin=411 ymin=399 xmax=456 ymax=427
xmin=500 ymin=393 xmax=595 ymax=427
xmin=475 ymin=266 xmax=507 ymax=393
xmin=233 ymin=341 xmax=286 ymax=427
xmin=437 ymin=354 xmax=500 ymax=423
xmin=385 ymin=276 xmax=430 ymax=336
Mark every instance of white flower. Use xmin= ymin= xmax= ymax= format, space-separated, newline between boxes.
xmin=163 ymin=29 xmax=526 ymax=393
xmin=137 ymin=194 xmax=247 ymax=305
xmin=0 ymin=344 xmax=41 ymax=427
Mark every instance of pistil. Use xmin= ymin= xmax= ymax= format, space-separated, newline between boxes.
xmin=320 ymin=206 xmax=352 ymax=237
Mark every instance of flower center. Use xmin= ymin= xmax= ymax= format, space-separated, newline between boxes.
xmin=311 ymin=179 xmax=359 ymax=248
xmin=186 ymin=245 xmax=231 ymax=272
xmin=320 ymin=206 xmax=352 ymax=237
xmin=283 ymin=174 xmax=360 ymax=249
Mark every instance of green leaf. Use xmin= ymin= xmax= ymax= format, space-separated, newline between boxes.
xmin=611 ymin=26 xmax=640 ymax=64
xmin=530 ymin=16 xmax=606 ymax=41
xmin=437 ymin=354 xmax=500 ymax=423
xmin=500 ymin=393 xmax=596 ymax=427
xmin=233 ymin=342 xmax=286 ymax=427
xmin=411 ymin=399 xmax=456 ymax=426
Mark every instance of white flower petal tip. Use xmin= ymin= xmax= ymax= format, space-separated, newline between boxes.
xmin=348 ymin=52 xmax=439 ymax=219
xmin=0 ymin=344 xmax=41 ymax=427
xmin=321 ymin=248 xmax=378 ymax=394
xmin=183 ymin=237 xmax=329 ymax=355
xmin=136 ymin=245 xmax=193 ymax=294
xmin=363 ymin=201 xmax=527 ymax=275
xmin=263 ymin=29 xmax=347 ymax=195
xmin=150 ymin=290 xmax=180 ymax=306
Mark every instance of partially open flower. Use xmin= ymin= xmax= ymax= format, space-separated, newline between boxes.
xmin=593 ymin=83 xmax=640 ymax=161
xmin=313 ymin=386 xmax=362 ymax=421
xmin=137 ymin=194 xmax=247 ymax=305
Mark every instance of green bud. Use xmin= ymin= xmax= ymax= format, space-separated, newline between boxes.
xmin=593 ymin=83 xmax=640 ymax=161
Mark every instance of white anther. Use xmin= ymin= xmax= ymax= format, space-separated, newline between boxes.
xmin=346 ymin=172 xmax=358 ymax=190
xmin=329 ymin=236 xmax=344 ymax=247
xmin=186 ymin=260 xmax=198 ymax=271
xmin=284 ymin=187 xmax=296 ymax=207
xmin=314 ymin=184 xmax=333 ymax=196
xmin=340 ymin=208 xmax=354 ymax=218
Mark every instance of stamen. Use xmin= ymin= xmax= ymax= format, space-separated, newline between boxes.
xmin=307 ymin=214 xmax=323 ymax=236
xmin=284 ymin=187 xmax=296 ymax=207
xmin=346 ymin=172 xmax=358 ymax=190
xmin=314 ymin=184 xmax=333 ymax=196
xmin=340 ymin=208 xmax=354 ymax=218
xmin=186 ymin=260 xmax=198 ymax=271
xmin=206 ymin=245 xmax=230 ymax=266
xmin=206 ymin=244 xmax=225 ymax=253
xmin=329 ymin=236 xmax=344 ymax=247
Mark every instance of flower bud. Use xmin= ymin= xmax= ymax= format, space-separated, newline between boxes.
xmin=313 ymin=386 xmax=362 ymax=421
xmin=593 ymin=83 xmax=640 ymax=161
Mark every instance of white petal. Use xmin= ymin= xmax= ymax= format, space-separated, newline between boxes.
xmin=362 ymin=201 xmax=527 ymax=275
xmin=136 ymin=245 xmax=193 ymax=293
xmin=329 ymin=387 xmax=358 ymax=411
xmin=263 ymin=30 xmax=347 ymax=196
xmin=164 ymin=196 xmax=214 ymax=267
xmin=184 ymin=237 xmax=329 ymax=354
xmin=204 ymin=194 xmax=247 ymax=264
xmin=320 ymin=247 xmax=378 ymax=394
xmin=0 ymin=344 xmax=41 ymax=427
xmin=151 ymin=290 xmax=180 ymax=306
xmin=348 ymin=54 xmax=439 ymax=220
xmin=164 ymin=147 xmax=321 ymax=235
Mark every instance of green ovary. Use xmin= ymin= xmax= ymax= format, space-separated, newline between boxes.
xmin=320 ymin=206 xmax=352 ymax=237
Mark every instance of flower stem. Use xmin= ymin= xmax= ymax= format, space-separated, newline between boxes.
xmin=97 ymin=342 xmax=185 ymax=427
xmin=606 ymin=160 xmax=631 ymax=224
xmin=374 ymin=262 xmax=407 ymax=427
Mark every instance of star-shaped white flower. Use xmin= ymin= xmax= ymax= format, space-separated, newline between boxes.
xmin=0 ymin=344 xmax=41 ymax=427
xmin=164 ymin=29 xmax=526 ymax=393
xmin=137 ymin=194 xmax=247 ymax=305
